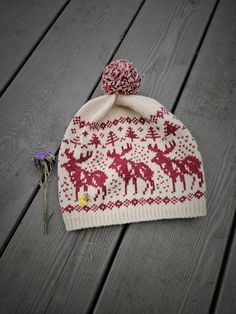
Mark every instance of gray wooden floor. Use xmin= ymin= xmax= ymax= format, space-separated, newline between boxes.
xmin=0 ymin=0 xmax=236 ymax=313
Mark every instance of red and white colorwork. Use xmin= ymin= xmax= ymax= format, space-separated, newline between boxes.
xmin=58 ymin=93 xmax=207 ymax=231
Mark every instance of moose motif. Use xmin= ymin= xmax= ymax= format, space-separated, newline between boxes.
xmin=61 ymin=149 xmax=108 ymax=202
xmin=148 ymin=140 xmax=204 ymax=192
xmin=107 ymin=143 xmax=155 ymax=196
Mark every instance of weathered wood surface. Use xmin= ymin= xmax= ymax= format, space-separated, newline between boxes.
xmin=0 ymin=168 xmax=122 ymax=313
xmin=93 ymin=0 xmax=236 ymax=313
xmin=0 ymin=0 xmax=68 ymax=94
xmin=215 ymin=226 xmax=236 ymax=314
xmin=0 ymin=0 xmax=220 ymax=313
xmin=0 ymin=0 xmax=143 ymax=254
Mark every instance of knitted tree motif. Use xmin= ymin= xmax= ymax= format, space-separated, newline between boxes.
xmin=70 ymin=136 xmax=81 ymax=148
xmin=164 ymin=121 xmax=180 ymax=136
xmin=106 ymin=131 xmax=119 ymax=147
xmin=145 ymin=127 xmax=160 ymax=141
xmin=88 ymin=134 xmax=101 ymax=148
xmin=125 ymin=127 xmax=139 ymax=142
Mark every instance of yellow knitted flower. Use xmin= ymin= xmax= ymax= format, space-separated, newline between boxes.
xmin=79 ymin=193 xmax=90 ymax=206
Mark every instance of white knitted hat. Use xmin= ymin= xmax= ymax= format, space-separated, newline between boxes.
xmin=58 ymin=59 xmax=207 ymax=231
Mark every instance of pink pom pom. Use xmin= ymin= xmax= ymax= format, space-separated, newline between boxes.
xmin=101 ymin=59 xmax=141 ymax=95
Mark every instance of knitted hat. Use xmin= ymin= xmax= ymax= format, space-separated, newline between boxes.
xmin=58 ymin=59 xmax=207 ymax=231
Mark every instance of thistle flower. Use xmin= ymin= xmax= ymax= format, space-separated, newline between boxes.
xmin=34 ymin=150 xmax=56 ymax=235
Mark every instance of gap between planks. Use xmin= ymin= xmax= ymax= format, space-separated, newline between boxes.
xmin=0 ymin=0 xmax=146 ymax=258
xmin=0 ymin=0 xmax=71 ymax=98
xmin=89 ymin=0 xmax=221 ymax=312
xmin=0 ymin=0 xmax=224 ymax=312
xmin=90 ymin=0 xmax=236 ymax=312
xmin=209 ymin=204 xmax=236 ymax=313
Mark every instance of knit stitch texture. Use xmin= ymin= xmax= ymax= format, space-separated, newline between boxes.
xmin=58 ymin=94 xmax=207 ymax=231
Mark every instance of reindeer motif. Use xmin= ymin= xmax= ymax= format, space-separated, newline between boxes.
xmin=61 ymin=149 xmax=108 ymax=202
xmin=107 ymin=143 xmax=155 ymax=196
xmin=148 ymin=140 xmax=204 ymax=192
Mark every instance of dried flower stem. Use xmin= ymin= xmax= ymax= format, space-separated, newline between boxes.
xmin=34 ymin=150 xmax=56 ymax=235
xmin=43 ymin=179 xmax=49 ymax=235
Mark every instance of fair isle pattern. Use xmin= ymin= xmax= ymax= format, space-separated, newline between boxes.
xmin=62 ymin=190 xmax=205 ymax=213
xmin=71 ymin=105 xmax=170 ymax=130
xmin=58 ymin=105 xmax=206 ymax=218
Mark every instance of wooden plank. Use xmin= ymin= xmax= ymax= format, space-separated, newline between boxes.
xmin=0 ymin=0 xmax=218 ymax=312
xmin=0 ymin=0 xmax=219 ymax=313
xmin=0 ymin=168 xmax=122 ymax=313
xmin=215 ymin=227 xmax=236 ymax=314
xmin=92 ymin=0 xmax=236 ymax=313
xmin=0 ymin=0 xmax=143 ymax=254
xmin=0 ymin=0 xmax=68 ymax=94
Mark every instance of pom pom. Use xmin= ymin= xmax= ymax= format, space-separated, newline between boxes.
xmin=101 ymin=59 xmax=141 ymax=95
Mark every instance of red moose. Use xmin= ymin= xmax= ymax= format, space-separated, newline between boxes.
xmin=148 ymin=140 xmax=204 ymax=192
xmin=62 ymin=149 xmax=108 ymax=202
xmin=107 ymin=143 xmax=155 ymax=196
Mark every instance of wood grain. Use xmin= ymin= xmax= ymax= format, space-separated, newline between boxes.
xmin=93 ymin=0 xmax=236 ymax=313
xmin=0 ymin=168 xmax=122 ymax=313
xmin=8 ymin=0 xmax=217 ymax=312
xmin=0 ymin=0 xmax=68 ymax=94
xmin=0 ymin=0 xmax=222 ymax=313
xmin=0 ymin=0 xmax=143 ymax=254
xmin=215 ymin=226 xmax=236 ymax=314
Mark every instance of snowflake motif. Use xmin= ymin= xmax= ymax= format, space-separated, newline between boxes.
xmin=100 ymin=122 xmax=106 ymax=129
xmin=79 ymin=121 xmax=85 ymax=128
xmin=139 ymin=117 xmax=146 ymax=124
xmin=82 ymin=130 xmax=88 ymax=136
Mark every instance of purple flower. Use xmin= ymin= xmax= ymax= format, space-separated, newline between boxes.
xmin=34 ymin=150 xmax=52 ymax=160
